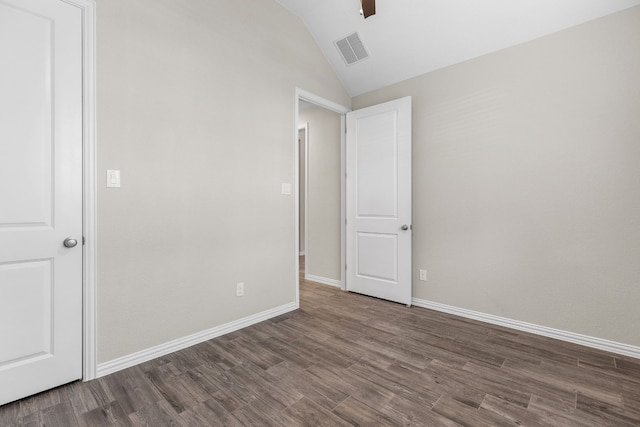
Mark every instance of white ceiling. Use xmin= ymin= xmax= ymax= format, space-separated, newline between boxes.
xmin=275 ymin=0 xmax=640 ymax=96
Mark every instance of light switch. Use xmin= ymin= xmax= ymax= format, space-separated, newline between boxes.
xmin=281 ymin=183 xmax=292 ymax=195
xmin=107 ymin=170 xmax=121 ymax=188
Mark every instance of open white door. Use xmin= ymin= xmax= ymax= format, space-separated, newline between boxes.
xmin=0 ymin=0 xmax=83 ymax=405
xmin=346 ymin=97 xmax=412 ymax=305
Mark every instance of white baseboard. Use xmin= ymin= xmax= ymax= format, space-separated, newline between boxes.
xmin=96 ymin=302 xmax=297 ymax=378
xmin=412 ymin=298 xmax=640 ymax=360
xmin=305 ymin=274 xmax=342 ymax=288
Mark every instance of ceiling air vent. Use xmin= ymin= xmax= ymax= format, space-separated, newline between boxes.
xmin=335 ymin=32 xmax=369 ymax=65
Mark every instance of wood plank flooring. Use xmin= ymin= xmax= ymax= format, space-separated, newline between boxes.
xmin=2 ymin=257 xmax=640 ymax=425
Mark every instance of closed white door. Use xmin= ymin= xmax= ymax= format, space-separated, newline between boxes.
xmin=0 ymin=0 xmax=83 ymax=405
xmin=346 ymin=97 xmax=412 ymax=305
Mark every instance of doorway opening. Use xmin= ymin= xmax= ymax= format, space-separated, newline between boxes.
xmin=294 ymin=89 xmax=350 ymax=306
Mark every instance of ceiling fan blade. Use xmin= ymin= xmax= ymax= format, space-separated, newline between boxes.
xmin=361 ymin=0 xmax=376 ymax=18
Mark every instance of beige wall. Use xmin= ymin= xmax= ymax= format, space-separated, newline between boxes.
xmin=96 ymin=0 xmax=350 ymax=362
xmin=354 ymin=7 xmax=640 ymax=347
xmin=298 ymin=128 xmax=306 ymax=253
xmin=299 ymin=107 xmax=342 ymax=282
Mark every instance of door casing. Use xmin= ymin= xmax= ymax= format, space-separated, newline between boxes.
xmin=65 ymin=0 xmax=97 ymax=381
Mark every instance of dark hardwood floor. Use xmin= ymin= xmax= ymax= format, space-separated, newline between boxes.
xmin=2 ymin=257 xmax=640 ymax=426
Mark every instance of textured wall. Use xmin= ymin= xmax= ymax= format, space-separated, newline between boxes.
xmin=299 ymin=128 xmax=306 ymax=253
xmin=96 ymin=0 xmax=350 ymax=362
xmin=354 ymin=7 xmax=640 ymax=347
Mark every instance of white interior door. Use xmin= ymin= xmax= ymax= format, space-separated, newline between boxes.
xmin=346 ymin=97 xmax=412 ymax=305
xmin=0 ymin=0 xmax=83 ymax=405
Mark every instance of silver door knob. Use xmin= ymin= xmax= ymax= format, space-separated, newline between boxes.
xmin=401 ymin=224 xmax=409 ymax=231
xmin=63 ymin=238 xmax=78 ymax=248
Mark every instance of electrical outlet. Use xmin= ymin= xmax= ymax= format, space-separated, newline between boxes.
xmin=236 ymin=282 xmax=245 ymax=297
xmin=419 ymin=269 xmax=427 ymax=281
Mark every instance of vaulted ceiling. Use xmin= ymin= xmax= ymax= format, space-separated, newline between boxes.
xmin=274 ymin=0 xmax=640 ymax=96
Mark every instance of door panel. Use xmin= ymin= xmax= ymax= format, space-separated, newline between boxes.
xmin=0 ymin=260 xmax=53 ymax=363
xmin=346 ymin=97 xmax=412 ymax=305
xmin=356 ymin=111 xmax=398 ymax=218
xmin=0 ymin=0 xmax=83 ymax=405
xmin=0 ymin=1 xmax=53 ymax=226
xmin=356 ymin=232 xmax=398 ymax=281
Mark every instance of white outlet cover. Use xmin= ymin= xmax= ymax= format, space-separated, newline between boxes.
xmin=281 ymin=183 xmax=292 ymax=195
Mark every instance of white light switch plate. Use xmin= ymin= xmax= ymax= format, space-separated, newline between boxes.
xmin=281 ymin=183 xmax=292 ymax=195
xmin=107 ymin=170 xmax=121 ymax=188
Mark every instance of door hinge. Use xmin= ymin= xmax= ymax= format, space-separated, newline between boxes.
xmin=82 ymin=236 xmax=85 ymax=245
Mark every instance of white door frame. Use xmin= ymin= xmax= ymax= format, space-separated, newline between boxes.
xmin=62 ymin=0 xmax=98 ymax=381
xmin=294 ymin=89 xmax=350 ymax=306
